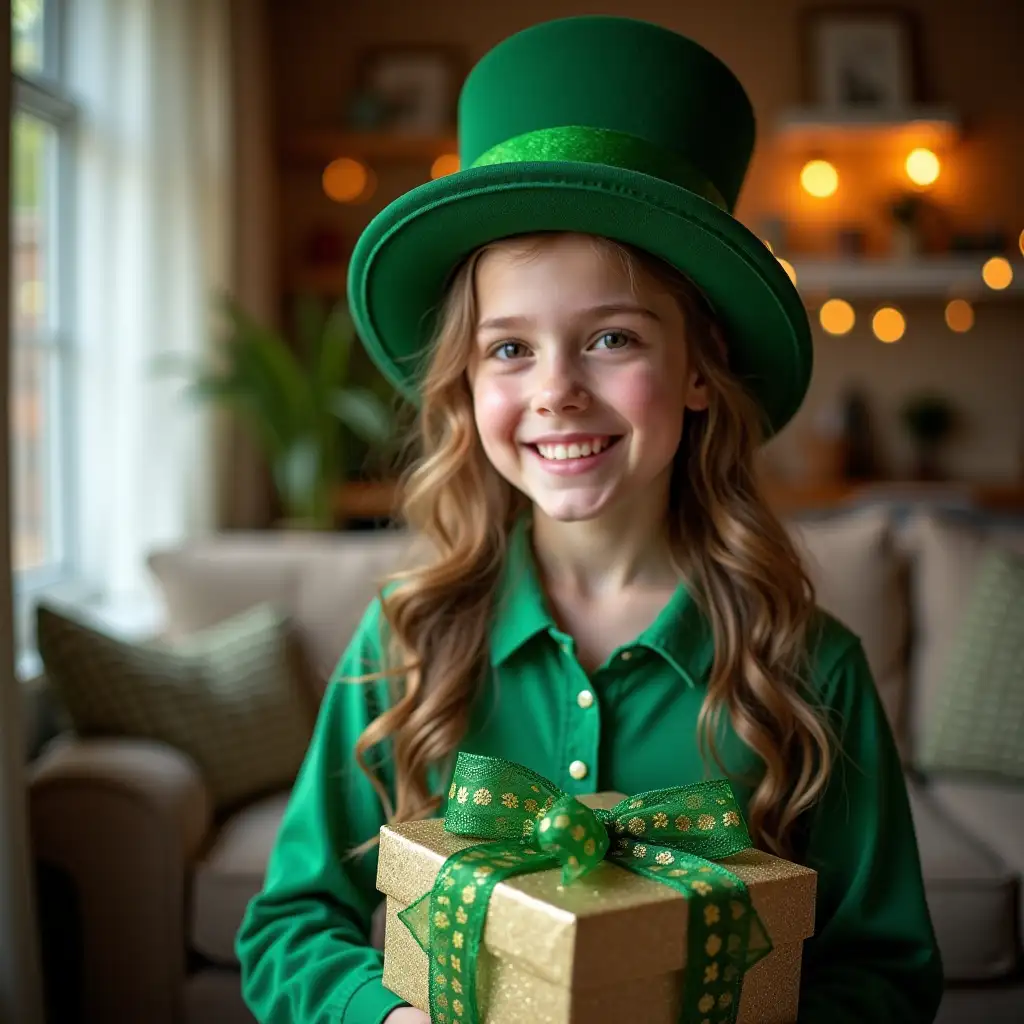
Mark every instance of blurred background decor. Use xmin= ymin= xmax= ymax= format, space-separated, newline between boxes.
xmin=348 ymin=45 xmax=462 ymax=134
xmin=804 ymin=5 xmax=916 ymax=110
xmin=889 ymin=190 xmax=928 ymax=258
xmin=900 ymin=391 xmax=958 ymax=481
xmin=158 ymin=296 xmax=399 ymax=530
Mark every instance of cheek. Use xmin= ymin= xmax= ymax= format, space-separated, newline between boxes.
xmin=473 ymin=377 xmax=522 ymax=452
xmin=608 ymin=365 xmax=686 ymax=434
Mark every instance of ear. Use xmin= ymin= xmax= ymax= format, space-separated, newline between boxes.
xmin=684 ymin=369 xmax=710 ymax=412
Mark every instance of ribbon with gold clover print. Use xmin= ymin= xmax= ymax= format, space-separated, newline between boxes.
xmin=398 ymin=752 xmax=772 ymax=1024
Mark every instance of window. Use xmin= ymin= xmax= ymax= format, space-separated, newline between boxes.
xmin=11 ymin=0 xmax=82 ymax=668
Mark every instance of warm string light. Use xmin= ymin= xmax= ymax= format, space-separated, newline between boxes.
xmin=982 ymin=256 xmax=1013 ymax=290
xmin=785 ymin=133 xmax=1018 ymax=339
xmin=322 ymin=157 xmax=374 ymax=203
xmin=905 ymin=148 xmax=940 ymax=186
xmin=944 ymin=299 xmax=974 ymax=333
xmin=872 ymin=307 xmax=906 ymax=344
xmin=800 ymin=159 xmax=838 ymax=198
xmin=431 ymin=153 xmax=460 ymax=178
xmin=819 ymin=298 xmax=855 ymax=335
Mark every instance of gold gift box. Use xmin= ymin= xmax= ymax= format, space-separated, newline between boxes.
xmin=377 ymin=793 xmax=817 ymax=1024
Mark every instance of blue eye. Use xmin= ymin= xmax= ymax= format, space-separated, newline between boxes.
xmin=491 ymin=341 xmax=529 ymax=360
xmin=593 ymin=331 xmax=633 ymax=351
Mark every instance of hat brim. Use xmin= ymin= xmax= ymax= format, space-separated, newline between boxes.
xmin=348 ymin=161 xmax=811 ymax=437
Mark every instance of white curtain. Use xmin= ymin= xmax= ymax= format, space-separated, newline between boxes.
xmin=68 ymin=0 xmax=231 ymax=614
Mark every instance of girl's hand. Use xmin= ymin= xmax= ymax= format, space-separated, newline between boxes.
xmin=385 ymin=1008 xmax=430 ymax=1023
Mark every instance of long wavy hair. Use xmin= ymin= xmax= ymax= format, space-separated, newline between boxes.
xmin=352 ymin=233 xmax=833 ymax=859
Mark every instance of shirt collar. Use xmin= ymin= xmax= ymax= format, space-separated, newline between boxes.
xmin=489 ymin=515 xmax=715 ymax=686
xmin=490 ymin=515 xmax=555 ymax=666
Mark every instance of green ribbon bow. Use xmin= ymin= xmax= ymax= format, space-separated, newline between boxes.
xmin=399 ymin=753 xmax=772 ymax=1024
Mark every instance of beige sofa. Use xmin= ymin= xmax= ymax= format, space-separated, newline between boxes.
xmin=27 ymin=505 xmax=1024 ymax=1024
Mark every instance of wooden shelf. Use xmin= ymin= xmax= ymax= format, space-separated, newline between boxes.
xmin=787 ymin=256 xmax=1022 ymax=299
xmin=283 ymin=131 xmax=457 ymax=166
xmin=774 ymin=106 xmax=962 ymax=151
xmin=335 ymin=479 xmax=401 ymax=519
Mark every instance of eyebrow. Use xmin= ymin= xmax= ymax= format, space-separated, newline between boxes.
xmin=476 ymin=303 xmax=662 ymax=332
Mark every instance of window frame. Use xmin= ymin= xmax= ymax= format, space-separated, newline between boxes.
xmin=11 ymin=0 xmax=92 ymax=673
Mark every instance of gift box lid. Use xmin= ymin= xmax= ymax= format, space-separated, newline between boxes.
xmin=376 ymin=793 xmax=817 ymax=992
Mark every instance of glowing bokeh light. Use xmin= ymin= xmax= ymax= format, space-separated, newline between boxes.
xmin=872 ymin=307 xmax=906 ymax=344
xmin=322 ymin=158 xmax=371 ymax=202
xmin=944 ymin=299 xmax=974 ymax=333
xmin=820 ymin=298 xmax=855 ymax=335
xmin=430 ymin=153 xmax=460 ymax=179
xmin=982 ymin=256 xmax=1013 ymax=291
xmin=800 ymin=159 xmax=839 ymax=198
xmin=905 ymin=148 xmax=940 ymax=186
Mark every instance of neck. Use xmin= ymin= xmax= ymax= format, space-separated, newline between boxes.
xmin=529 ymin=485 xmax=679 ymax=598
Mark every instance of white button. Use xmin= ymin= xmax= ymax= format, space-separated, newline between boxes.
xmin=569 ymin=760 xmax=588 ymax=780
xmin=560 ymin=642 xmax=571 ymax=654
xmin=576 ymin=689 xmax=595 ymax=709
xmin=620 ymin=650 xmax=633 ymax=661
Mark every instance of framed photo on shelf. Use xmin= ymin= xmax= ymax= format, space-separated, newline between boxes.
xmin=802 ymin=7 xmax=919 ymax=111
xmin=350 ymin=45 xmax=463 ymax=134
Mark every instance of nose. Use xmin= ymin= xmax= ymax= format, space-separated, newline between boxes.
xmin=532 ymin=358 xmax=590 ymax=417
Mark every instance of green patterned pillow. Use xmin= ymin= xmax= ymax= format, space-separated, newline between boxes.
xmin=919 ymin=545 xmax=1024 ymax=780
xmin=35 ymin=601 xmax=312 ymax=810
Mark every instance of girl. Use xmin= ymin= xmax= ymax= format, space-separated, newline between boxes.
xmin=237 ymin=15 xmax=942 ymax=1024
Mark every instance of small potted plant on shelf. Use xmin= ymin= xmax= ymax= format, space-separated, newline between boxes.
xmin=900 ymin=392 xmax=957 ymax=481
xmin=157 ymin=295 xmax=400 ymax=529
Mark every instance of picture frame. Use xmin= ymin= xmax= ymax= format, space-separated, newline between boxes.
xmin=351 ymin=45 xmax=463 ymax=135
xmin=802 ymin=7 xmax=919 ymax=112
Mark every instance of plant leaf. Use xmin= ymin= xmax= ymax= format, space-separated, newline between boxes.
xmin=332 ymin=387 xmax=395 ymax=444
xmin=274 ymin=437 xmax=320 ymax=519
xmin=313 ymin=303 xmax=353 ymax=410
xmin=218 ymin=296 xmax=312 ymax=440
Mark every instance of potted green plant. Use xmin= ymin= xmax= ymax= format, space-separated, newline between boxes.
xmin=900 ymin=393 xmax=956 ymax=481
xmin=157 ymin=295 xmax=399 ymax=529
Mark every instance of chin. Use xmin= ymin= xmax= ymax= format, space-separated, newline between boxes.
xmin=526 ymin=489 xmax=620 ymax=523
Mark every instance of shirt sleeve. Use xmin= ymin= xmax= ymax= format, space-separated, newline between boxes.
xmin=235 ymin=597 xmax=408 ymax=1024
xmin=798 ymin=635 xmax=944 ymax=1023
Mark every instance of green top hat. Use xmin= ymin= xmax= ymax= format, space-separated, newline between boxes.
xmin=348 ymin=15 xmax=812 ymax=436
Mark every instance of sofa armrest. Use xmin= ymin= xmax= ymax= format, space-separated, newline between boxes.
xmin=29 ymin=734 xmax=213 ymax=1024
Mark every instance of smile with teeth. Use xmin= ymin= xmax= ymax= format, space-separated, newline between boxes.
xmin=533 ymin=436 xmax=618 ymax=461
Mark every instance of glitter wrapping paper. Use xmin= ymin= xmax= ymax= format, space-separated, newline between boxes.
xmin=377 ymin=793 xmax=817 ymax=1023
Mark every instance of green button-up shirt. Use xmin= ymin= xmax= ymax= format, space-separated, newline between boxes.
xmin=237 ymin=520 xmax=943 ymax=1024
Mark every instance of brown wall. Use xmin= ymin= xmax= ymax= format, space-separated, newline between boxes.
xmin=268 ymin=0 xmax=1024 ymax=484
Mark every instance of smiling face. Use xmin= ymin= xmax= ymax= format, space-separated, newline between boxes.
xmin=467 ymin=233 xmax=708 ymax=524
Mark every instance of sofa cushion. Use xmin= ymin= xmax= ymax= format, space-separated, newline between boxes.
xmin=925 ymin=778 xmax=1024 ymax=942
xmin=919 ymin=546 xmax=1024 ymax=780
xmin=35 ymin=601 xmax=312 ymax=812
xmin=190 ymin=790 xmax=291 ymax=965
xmin=148 ymin=528 xmax=418 ymax=699
xmin=898 ymin=513 xmax=1024 ymax=761
xmin=908 ymin=781 xmax=1020 ymax=980
xmin=787 ymin=508 xmax=909 ymax=746
xmin=190 ymin=791 xmax=388 ymax=965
